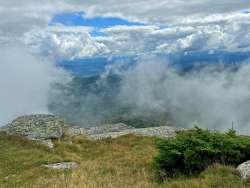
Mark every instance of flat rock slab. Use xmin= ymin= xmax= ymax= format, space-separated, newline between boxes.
xmin=84 ymin=123 xmax=135 ymax=135
xmin=42 ymin=162 xmax=79 ymax=170
xmin=237 ymin=160 xmax=250 ymax=180
xmin=68 ymin=123 xmax=134 ymax=136
xmin=67 ymin=123 xmax=182 ymax=140
xmin=88 ymin=126 xmax=179 ymax=140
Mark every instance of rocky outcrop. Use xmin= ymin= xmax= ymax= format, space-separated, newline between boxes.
xmin=2 ymin=114 xmax=66 ymax=148
xmin=1 ymin=114 xmax=182 ymax=147
xmin=84 ymin=123 xmax=134 ymax=135
xmin=87 ymin=126 xmax=179 ymax=140
xmin=69 ymin=123 xmax=181 ymax=140
xmin=237 ymin=160 xmax=250 ymax=180
xmin=67 ymin=123 xmax=134 ymax=136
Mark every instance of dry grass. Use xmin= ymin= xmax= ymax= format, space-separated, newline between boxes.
xmin=42 ymin=134 xmax=157 ymax=188
xmin=0 ymin=132 xmax=249 ymax=188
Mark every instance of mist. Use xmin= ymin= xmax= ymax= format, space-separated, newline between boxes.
xmin=50 ymin=57 xmax=250 ymax=134
xmin=118 ymin=58 xmax=250 ymax=133
xmin=0 ymin=45 xmax=68 ymax=126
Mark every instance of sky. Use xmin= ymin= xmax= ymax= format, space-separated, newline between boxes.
xmin=2 ymin=1 xmax=250 ymax=130
xmin=1 ymin=0 xmax=250 ymax=61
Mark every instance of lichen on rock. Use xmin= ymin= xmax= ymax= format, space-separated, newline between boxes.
xmin=42 ymin=162 xmax=79 ymax=170
xmin=5 ymin=114 xmax=65 ymax=140
xmin=3 ymin=114 xmax=66 ymax=147
xmin=237 ymin=160 xmax=250 ymax=180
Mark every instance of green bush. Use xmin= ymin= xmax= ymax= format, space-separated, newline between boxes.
xmin=154 ymin=127 xmax=250 ymax=178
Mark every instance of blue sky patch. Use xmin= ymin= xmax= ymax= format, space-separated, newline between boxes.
xmin=50 ymin=12 xmax=145 ymax=28
xmin=242 ymin=9 xmax=250 ymax=14
xmin=90 ymin=30 xmax=107 ymax=37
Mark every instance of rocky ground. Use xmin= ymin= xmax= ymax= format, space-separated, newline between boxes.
xmin=0 ymin=114 xmax=181 ymax=146
xmin=1 ymin=114 xmax=250 ymax=180
xmin=0 ymin=114 xmax=65 ymax=149
xmin=68 ymin=123 xmax=181 ymax=140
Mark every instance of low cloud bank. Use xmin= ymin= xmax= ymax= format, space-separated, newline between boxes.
xmin=117 ymin=58 xmax=250 ymax=133
xmin=0 ymin=45 xmax=68 ymax=125
xmin=50 ymin=57 xmax=250 ymax=134
xmin=4 ymin=45 xmax=246 ymax=133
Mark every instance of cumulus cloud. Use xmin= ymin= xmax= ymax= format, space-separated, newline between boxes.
xmin=87 ymin=13 xmax=250 ymax=55
xmin=62 ymin=0 xmax=250 ymax=24
xmin=1 ymin=0 xmax=250 ymax=39
xmin=1 ymin=0 xmax=250 ymax=60
xmin=24 ymin=12 xmax=250 ymax=59
xmin=25 ymin=26 xmax=109 ymax=60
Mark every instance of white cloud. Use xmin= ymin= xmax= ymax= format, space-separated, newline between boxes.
xmin=24 ymin=12 xmax=250 ymax=59
xmin=65 ymin=0 xmax=250 ymax=24
xmin=0 ymin=0 xmax=66 ymax=38
xmin=0 ymin=44 xmax=68 ymax=125
xmin=100 ymin=13 xmax=250 ymax=55
xmin=117 ymin=58 xmax=250 ymax=133
xmin=1 ymin=0 xmax=250 ymax=38
xmin=1 ymin=0 xmax=250 ymax=57
xmin=25 ymin=26 xmax=109 ymax=60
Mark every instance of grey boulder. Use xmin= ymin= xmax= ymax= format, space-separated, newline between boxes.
xmin=237 ymin=160 xmax=250 ymax=180
xmin=2 ymin=114 xmax=66 ymax=148
xmin=4 ymin=114 xmax=65 ymax=140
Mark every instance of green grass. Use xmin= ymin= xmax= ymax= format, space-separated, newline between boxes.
xmin=0 ymin=133 xmax=66 ymax=187
xmin=0 ymin=132 xmax=249 ymax=188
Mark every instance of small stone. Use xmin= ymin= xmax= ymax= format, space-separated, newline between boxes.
xmin=237 ymin=160 xmax=250 ymax=179
xmin=40 ymin=139 xmax=54 ymax=149
xmin=68 ymin=141 xmax=73 ymax=145
xmin=4 ymin=174 xmax=16 ymax=180
xmin=42 ymin=162 xmax=79 ymax=170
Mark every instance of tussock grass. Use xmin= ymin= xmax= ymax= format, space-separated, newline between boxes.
xmin=0 ymin=132 xmax=249 ymax=188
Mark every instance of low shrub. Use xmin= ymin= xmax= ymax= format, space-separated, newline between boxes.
xmin=154 ymin=127 xmax=250 ymax=178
